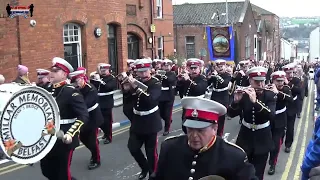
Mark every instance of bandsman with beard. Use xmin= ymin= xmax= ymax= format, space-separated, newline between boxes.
xmin=228 ymin=66 xmax=276 ymax=180
xmin=126 ymin=58 xmax=162 ymax=179
xmin=178 ymin=58 xmax=208 ymax=134
xmin=282 ymin=63 xmax=302 ymax=153
xmin=267 ymin=71 xmax=293 ymax=175
xmin=90 ymin=63 xmax=117 ymax=144
xmin=207 ymin=59 xmax=231 ymax=136
xmin=155 ymin=59 xmax=177 ymax=136
xmin=69 ymin=69 xmax=103 ymax=170
xmin=36 ymin=69 xmax=51 ymax=89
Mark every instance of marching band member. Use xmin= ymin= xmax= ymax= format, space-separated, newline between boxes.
xmin=77 ymin=67 xmax=89 ymax=82
xmin=176 ymin=61 xmax=188 ymax=98
xmin=295 ymin=64 xmax=309 ymax=118
xmin=13 ymin=64 xmax=30 ymax=84
xmin=152 ymin=97 xmax=258 ymax=180
xmin=41 ymin=57 xmax=89 ymax=180
xmin=178 ymin=58 xmax=208 ymax=134
xmin=69 ymin=69 xmax=103 ymax=170
xmin=267 ymin=71 xmax=293 ymax=175
xmin=36 ymin=69 xmax=51 ymax=88
xmin=282 ymin=63 xmax=302 ymax=153
xmin=90 ymin=63 xmax=117 ymax=144
xmin=126 ymin=58 xmax=162 ymax=179
xmin=228 ymin=66 xmax=276 ymax=180
xmin=152 ymin=59 xmax=162 ymax=75
xmin=207 ymin=59 xmax=231 ymax=136
xmin=155 ymin=59 xmax=177 ymax=136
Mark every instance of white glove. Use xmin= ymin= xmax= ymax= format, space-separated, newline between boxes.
xmin=62 ymin=134 xmax=72 ymax=144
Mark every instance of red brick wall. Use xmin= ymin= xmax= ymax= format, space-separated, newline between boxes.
xmin=0 ymin=0 xmax=174 ymax=81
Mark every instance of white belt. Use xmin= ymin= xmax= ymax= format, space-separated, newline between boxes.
xmin=242 ymin=121 xmax=270 ymax=131
xmin=98 ymin=91 xmax=114 ymax=96
xmin=276 ymin=106 xmax=286 ymax=115
xmin=212 ymin=86 xmax=229 ymax=92
xmin=88 ymin=103 xmax=99 ymax=112
xmin=293 ymin=96 xmax=297 ymax=100
xmin=183 ymin=94 xmax=205 ymax=98
xmin=60 ymin=118 xmax=76 ymax=125
xmin=161 ymin=87 xmax=170 ymax=90
xmin=133 ymin=106 xmax=159 ymax=116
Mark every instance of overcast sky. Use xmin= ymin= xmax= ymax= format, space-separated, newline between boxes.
xmin=173 ymin=0 xmax=319 ymax=17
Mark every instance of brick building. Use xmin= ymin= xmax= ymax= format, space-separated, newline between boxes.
xmin=173 ymin=0 xmax=279 ymax=64
xmin=0 ymin=0 xmax=174 ymax=81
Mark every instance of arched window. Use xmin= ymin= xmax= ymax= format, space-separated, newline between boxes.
xmin=63 ymin=23 xmax=82 ymax=69
xmin=127 ymin=33 xmax=140 ymax=59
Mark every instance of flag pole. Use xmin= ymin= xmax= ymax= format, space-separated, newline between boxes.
xmin=226 ymin=0 xmax=228 ymax=25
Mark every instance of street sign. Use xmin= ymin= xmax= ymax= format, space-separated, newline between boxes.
xmin=150 ymin=24 xmax=156 ymax=33
xmin=199 ymin=48 xmax=207 ymax=57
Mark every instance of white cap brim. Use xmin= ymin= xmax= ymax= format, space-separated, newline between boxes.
xmin=252 ymin=77 xmax=265 ymax=81
xmin=183 ymin=119 xmax=212 ymax=129
xmin=136 ymin=67 xmax=151 ymax=72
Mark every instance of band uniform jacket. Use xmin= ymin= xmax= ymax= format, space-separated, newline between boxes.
xmin=228 ymin=90 xmax=276 ymax=154
xmin=208 ymin=73 xmax=231 ymax=106
xmin=130 ymin=77 xmax=162 ymax=134
xmin=286 ymin=77 xmax=302 ymax=117
xmin=181 ymin=74 xmax=208 ymax=97
xmin=79 ymin=83 xmax=103 ymax=130
xmin=91 ymin=74 xmax=117 ymax=109
xmin=155 ymin=71 xmax=177 ymax=102
xmin=153 ymin=135 xmax=258 ymax=180
xmin=46 ymin=82 xmax=89 ymax=149
xmin=230 ymin=73 xmax=250 ymax=94
xmin=121 ymin=72 xmax=136 ymax=121
xmin=37 ymin=82 xmax=51 ymax=89
xmin=299 ymin=74 xmax=309 ymax=100
xmin=272 ymin=86 xmax=293 ymax=129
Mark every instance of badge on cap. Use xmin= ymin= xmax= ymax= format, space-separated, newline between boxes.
xmin=141 ymin=63 xmax=144 ymax=67
xmin=257 ymin=71 xmax=261 ymax=76
xmin=192 ymin=109 xmax=198 ymax=117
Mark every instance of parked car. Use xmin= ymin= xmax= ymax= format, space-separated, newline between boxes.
xmin=309 ymin=68 xmax=315 ymax=80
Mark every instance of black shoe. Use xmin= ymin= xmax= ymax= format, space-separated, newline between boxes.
xmin=103 ymin=139 xmax=111 ymax=144
xmin=88 ymin=161 xmax=101 ymax=170
xmin=29 ymin=163 xmax=34 ymax=166
xmin=285 ymin=147 xmax=291 ymax=153
xmin=268 ymin=165 xmax=275 ymax=175
xmin=71 ymin=177 xmax=77 ymax=180
xmin=163 ymin=131 xmax=169 ymax=136
xmin=138 ymin=171 xmax=148 ymax=180
xmin=297 ymin=113 xmax=301 ymax=118
xmin=102 ymin=134 xmax=106 ymax=139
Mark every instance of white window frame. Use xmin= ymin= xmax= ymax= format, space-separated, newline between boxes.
xmin=63 ymin=23 xmax=82 ymax=67
xmin=156 ymin=0 xmax=163 ymax=19
xmin=157 ymin=36 xmax=164 ymax=59
xmin=245 ymin=36 xmax=250 ymax=59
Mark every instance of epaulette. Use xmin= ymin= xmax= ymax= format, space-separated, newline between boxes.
xmin=152 ymin=76 xmax=160 ymax=81
xmin=224 ymin=140 xmax=245 ymax=153
xmin=164 ymin=134 xmax=183 ymax=141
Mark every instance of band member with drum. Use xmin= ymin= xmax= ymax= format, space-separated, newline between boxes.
xmin=90 ymin=63 xmax=117 ymax=144
xmin=36 ymin=69 xmax=51 ymax=89
xmin=282 ymin=63 xmax=301 ymax=153
xmin=155 ymin=59 xmax=177 ymax=136
xmin=208 ymin=59 xmax=231 ymax=136
xmin=178 ymin=58 xmax=208 ymax=134
xmin=151 ymin=97 xmax=258 ymax=180
xmin=69 ymin=69 xmax=103 ymax=170
xmin=41 ymin=57 xmax=89 ymax=180
xmin=228 ymin=66 xmax=276 ymax=180
xmin=267 ymin=71 xmax=293 ymax=175
xmin=126 ymin=58 xmax=162 ymax=179
xmin=13 ymin=65 xmax=30 ymax=84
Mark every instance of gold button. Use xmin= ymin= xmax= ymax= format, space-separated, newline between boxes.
xmin=190 ymin=169 xmax=195 ymax=173
xmin=194 ymin=155 xmax=198 ymax=158
xmin=192 ymin=161 xmax=196 ymax=166
xmin=188 ymin=177 xmax=193 ymax=180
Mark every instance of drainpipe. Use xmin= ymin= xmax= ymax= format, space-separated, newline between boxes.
xmin=16 ymin=17 xmax=22 ymax=64
xmin=150 ymin=0 xmax=154 ymax=59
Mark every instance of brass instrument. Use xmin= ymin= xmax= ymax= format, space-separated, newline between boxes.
xmin=156 ymin=70 xmax=167 ymax=76
xmin=116 ymin=72 xmax=149 ymax=94
xmin=90 ymin=72 xmax=106 ymax=85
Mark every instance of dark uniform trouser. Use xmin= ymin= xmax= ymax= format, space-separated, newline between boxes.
xmin=284 ymin=115 xmax=296 ymax=148
xmin=248 ymin=153 xmax=269 ymax=180
xmin=297 ymin=98 xmax=304 ymax=114
xmin=269 ymin=127 xmax=285 ymax=165
xmin=100 ymin=108 xmax=113 ymax=141
xmin=40 ymin=141 xmax=74 ymax=180
xmin=159 ymin=101 xmax=174 ymax=132
xmin=79 ymin=128 xmax=100 ymax=163
xmin=217 ymin=115 xmax=225 ymax=136
xmin=127 ymin=131 xmax=158 ymax=174
xmin=182 ymin=108 xmax=187 ymax=134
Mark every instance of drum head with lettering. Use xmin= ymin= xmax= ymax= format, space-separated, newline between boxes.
xmin=0 ymin=84 xmax=60 ymax=164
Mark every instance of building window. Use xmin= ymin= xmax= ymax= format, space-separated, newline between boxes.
xmin=127 ymin=33 xmax=140 ymax=59
xmin=63 ymin=23 xmax=82 ymax=69
xmin=157 ymin=36 xmax=164 ymax=59
xmin=126 ymin=4 xmax=136 ymax=16
xmin=156 ymin=0 xmax=163 ymax=18
xmin=185 ymin=36 xmax=195 ymax=59
xmin=245 ymin=36 xmax=250 ymax=59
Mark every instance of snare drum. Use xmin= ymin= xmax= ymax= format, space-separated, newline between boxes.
xmin=0 ymin=83 xmax=60 ymax=164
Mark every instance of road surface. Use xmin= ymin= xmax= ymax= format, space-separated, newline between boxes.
xmin=0 ymin=81 xmax=315 ymax=180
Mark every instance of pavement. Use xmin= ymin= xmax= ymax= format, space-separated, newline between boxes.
xmin=0 ymin=82 xmax=315 ymax=180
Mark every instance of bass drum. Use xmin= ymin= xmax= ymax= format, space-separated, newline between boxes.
xmin=0 ymin=83 xmax=60 ymax=165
